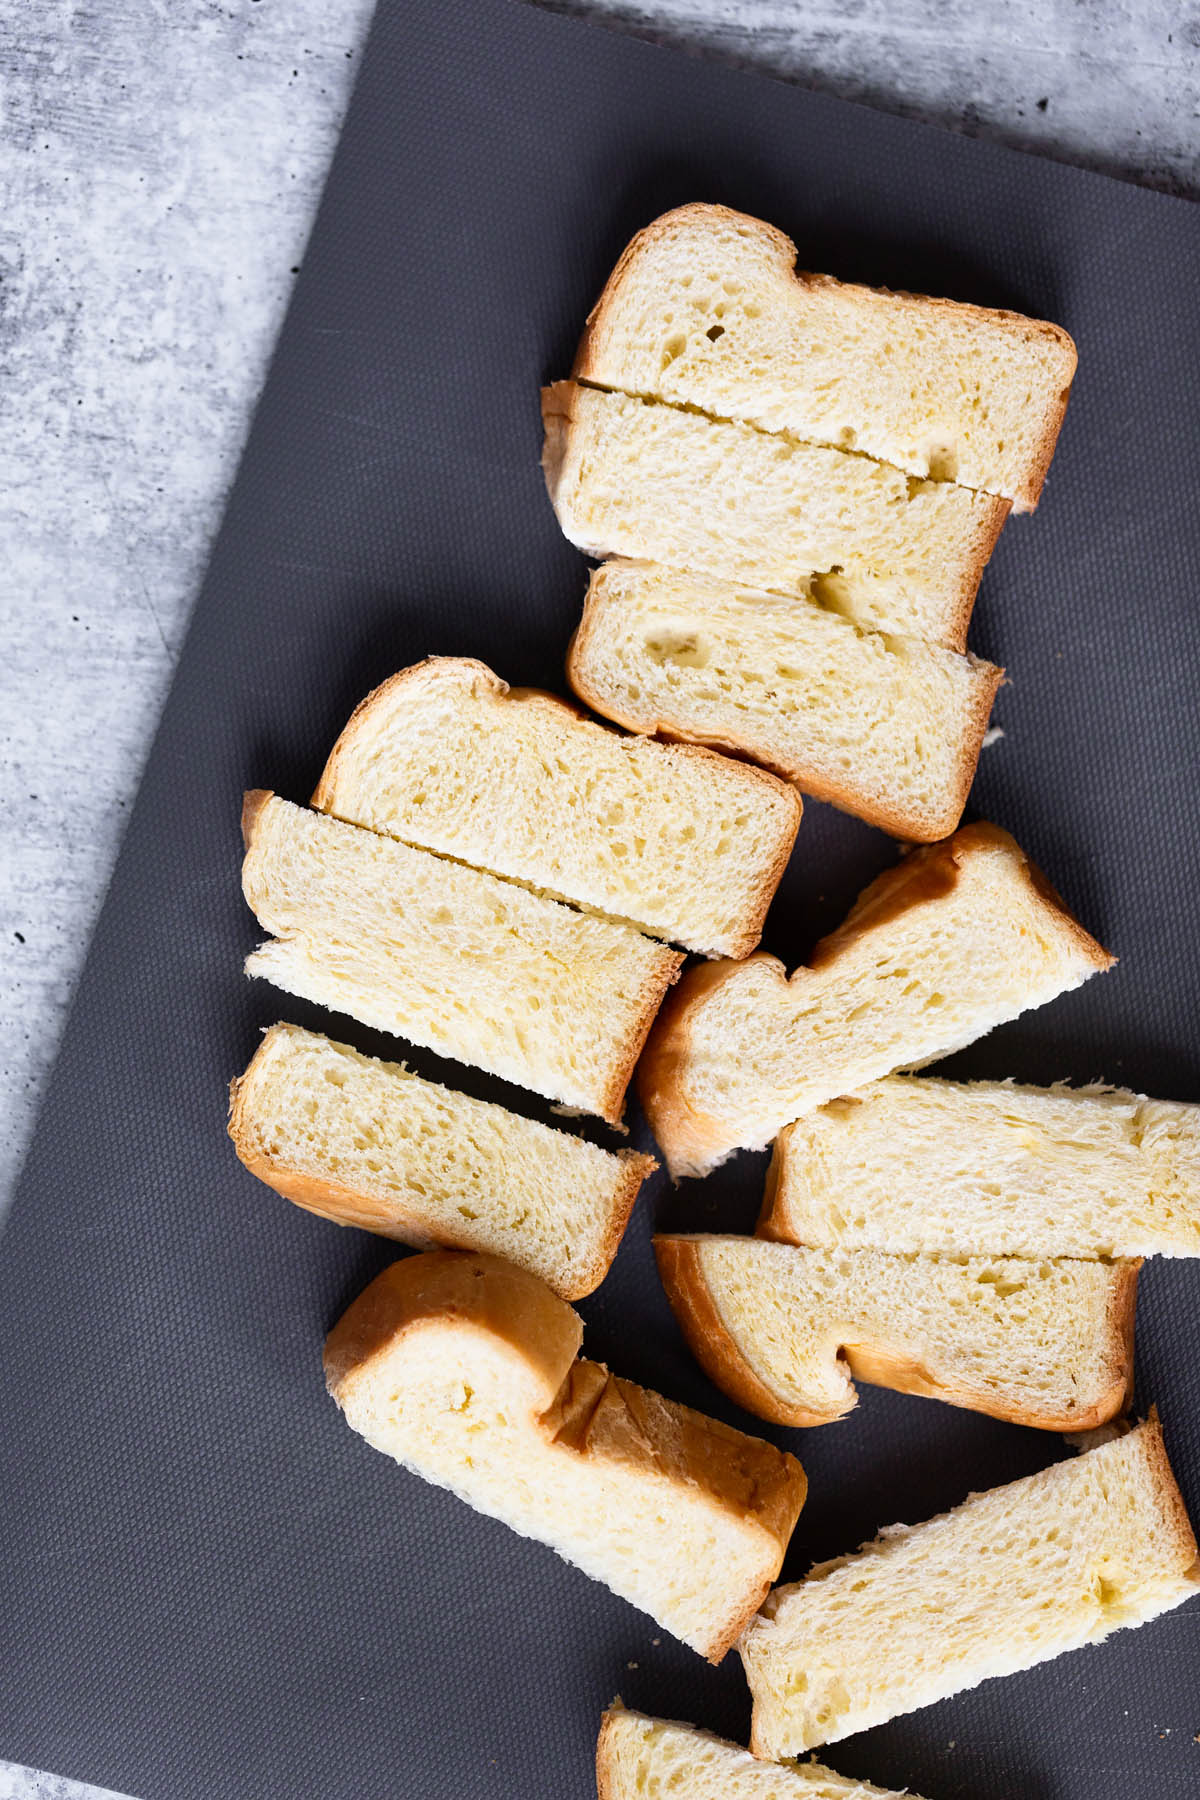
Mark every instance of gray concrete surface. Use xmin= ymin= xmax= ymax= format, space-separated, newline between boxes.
xmin=0 ymin=1 xmax=1195 ymax=1794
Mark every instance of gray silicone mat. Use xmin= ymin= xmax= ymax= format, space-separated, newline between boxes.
xmin=2 ymin=2 xmax=1198 ymax=1795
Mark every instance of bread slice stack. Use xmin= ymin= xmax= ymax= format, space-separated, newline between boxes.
xmin=739 ymin=1416 xmax=1199 ymax=1755
xmin=324 ymin=1249 xmax=807 ymax=1660
xmin=545 ymin=202 xmax=1078 ymax=839
xmin=229 ymin=1024 xmax=655 ymax=1299
xmin=597 ymin=1704 xmax=928 ymax=1800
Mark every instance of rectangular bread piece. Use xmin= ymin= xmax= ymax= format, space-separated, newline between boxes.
xmin=740 ymin=1416 xmax=1199 ymax=1756
xmin=229 ymin=1023 xmax=656 ymax=1300
xmin=567 ymin=560 xmax=1002 ymax=841
xmin=542 ymin=381 xmax=1008 ymax=650
xmin=325 ymin=1251 xmax=807 ymax=1661
xmin=638 ymin=822 xmax=1113 ymax=1177
xmin=312 ymin=655 xmax=801 ymax=958
xmin=574 ymin=203 xmax=1077 ymax=510
xmin=240 ymin=792 xmax=681 ymax=1123
xmin=762 ymin=1075 xmax=1200 ymax=1258
xmin=596 ymin=1704 xmax=929 ymax=1800
xmin=654 ymin=1233 xmax=1138 ymax=1431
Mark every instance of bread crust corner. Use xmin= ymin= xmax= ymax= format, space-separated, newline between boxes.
xmin=654 ymin=1235 xmax=854 ymax=1428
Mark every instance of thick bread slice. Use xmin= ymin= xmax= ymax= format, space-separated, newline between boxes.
xmin=639 ymin=822 xmax=1113 ymax=1178
xmin=240 ymin=792 xmax=681 ymax=1123
xmin=574 ymin=203 xmax=1076 ymax=511
xmin=740 ymin=1416 xmax=1199 ymax=1755
xmin=543 ymin=383 xmax=1008 ymax=650
xmin=762 ymin=1075 xmax=1200 ymax=1259
xmin=654 ymin=1234 xmax=1138 ymax=1431
xmin=567 ymin=560 xmax=1002 ymax=841
xmin=311 ymin=656 xmax=800 ymax=958
xmin=324 ymin=1250 xmax=807 ymax=1660
xmin=228 ymin=1023 xmax=655 ymax=1299
xmin=596 ymin=1704 xmax=927 ymax=1800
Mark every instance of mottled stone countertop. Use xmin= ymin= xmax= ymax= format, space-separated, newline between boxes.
xmin=0 ymin=2 xmax=1195 ymax=1795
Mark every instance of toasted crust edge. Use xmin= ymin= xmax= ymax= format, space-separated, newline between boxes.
xmin=567 ymin=565 xmax=1003 ymax=841
xmin=228 ymin=1026 xmax=656 ymax=1301
xmin=572 ymin=201 xmax=1077 ymax=513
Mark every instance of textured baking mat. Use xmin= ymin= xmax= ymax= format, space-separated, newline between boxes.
xmin=1 ymin=2 xmax=1198 ymax=1795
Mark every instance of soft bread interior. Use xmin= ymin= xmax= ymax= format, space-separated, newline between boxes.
xmin=543 ymin=381 xmax=1007 ymax=649
xmin=240 ymin=793 xmax=681 ymax=1122
xmin=655 ymin=1234 xmax=1137 ymax=1430
xmin=765 ymin=1075 xmax=1200 ymax=1258
xmin=596 ymin=1704 xmax=925 ymax=1800
xmin=325 ymin=1252 xmax=806 ymax=1661
xmin=312 ymin=655 xmax=800 ymax=959
xmin=740 ymin=1416 xmax=1199 ymax=1756
xmin=640 ymin=822 xmax=1113 ymax=1177
xmin=568 ymin=560 xmax=1001 ymax=840
xmin=575 ymin=202 xmax=1076 ymax=510
xmin=229 ymin=1023 xmax=654 ymax=1299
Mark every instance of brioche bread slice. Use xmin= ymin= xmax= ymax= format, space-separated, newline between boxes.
xmin=542 ymin=383 xmax=1008 ymax=650
xmin=311 ymin=656 xmax=800 ymax=958
xmin=654 ymin=1234 xmax=1138 ymax=1431
xmin=596 ymin=1704 xmax=928 ymax=1800
xmin=324 ymin=1250 xmax=806 ymax=1660
xmin=228 ymin=1024 xmax=655 ymax=1299
xmin=740 ymin=1415 xmax=1199 ymax=1756
xmin=567 ymin=560 xmax=1002 ymax=841
xmin=639 ymin=822 xmax=1113 ymax=1177
xmin=240 ymin=793 xmax=681 ymax=1123
xmin=763 ymin=1075 xmax=1200 ymax=1259
xmin=574 ymin=203 xmax=1076 ymax=511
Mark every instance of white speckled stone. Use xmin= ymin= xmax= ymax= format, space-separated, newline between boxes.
xmin=0 ymin=3 xmax=1195 ymax=1795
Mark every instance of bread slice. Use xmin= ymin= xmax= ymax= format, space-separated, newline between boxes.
xmin=654 ymin=1234 xmax=1138 ymax=1431
xmin=311 ymin=656 xmax=801 ymax=959
xmin=240 ymin=792 xmax=681 ymax=1123
xmin=324 ymin=1250 xmax=807 ymax=1660
xmin=638 ymin=822 xmax=1114 ymax=1177
xmin=762 ymin=1075 xmax=1200 ymax=1259
xmin=228 ymin=1023 xmax=656 ymax=1299
xmin=596 ymin=1703 xmax=928 ymax=1800
xmin=740 ymin=1415 xmax=1199 ymax=1756
xmin=543 ymin=382 xmax=1008 ymax=651
xmin=574 ymin=203 xmax=1076 ymax=511
xmin=567 ymin=560 xmax=1002 ymax=841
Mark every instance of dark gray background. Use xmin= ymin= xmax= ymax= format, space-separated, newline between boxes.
xmin=1 ymin=1 xmax=1198 ymax=1795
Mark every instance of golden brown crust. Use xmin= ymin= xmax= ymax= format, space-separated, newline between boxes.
xmin=240 ymin=787 xmax=274 ymax=851
xmin=540 ymin=380 xmax=576 ymax=514
xmin=323 ymin=1249 xmax=585 ymax=1408
xmin=1138 ymin=1409 xmax=1200 ymax=1578
xmin=573 ymin=201 xmax=1077 ymax=513
xmin=598 ymin=947 xmax=684 ymax=1126
xmin=654 ymin=1236 xmax=853 ymax=1428
xmin=569 ymin=565 xmax=1000 ymax=841
xmin=228 ymin=1025 xmax=655 ymax=1301
xmin=326 ymin=1250 xmax=807 ymax=1662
